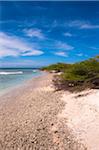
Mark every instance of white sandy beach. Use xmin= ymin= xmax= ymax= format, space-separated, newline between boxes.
xmin=0 ymin=73 xmax=98 ymax=149
xmin=59 ymin=90 xmax=99 ymax=150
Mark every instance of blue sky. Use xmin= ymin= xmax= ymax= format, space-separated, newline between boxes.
xmin=0 ymin=1 xmax=99 ymax=67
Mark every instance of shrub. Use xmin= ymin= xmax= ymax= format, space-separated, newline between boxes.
xmin=41 ymin=56 xmax=99 ymax=92
xmin=41 ymin=63 xmax=71 ymax=72
xmin=53 ymin=56 xmax=99 ymax=92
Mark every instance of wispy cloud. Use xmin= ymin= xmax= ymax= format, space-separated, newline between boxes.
xmin=48 ymin=20 xmax=99 ymax=31
xmin=24 ymin=28 xmax=45 ymax=39
xmin=0 ymin=32 xmax=44 ymax=58
xmin=64 ymin=32 xmax=73 ymax=37
xmin=90 ymin=47 xmax=99 ymax=50
xmin=53 ymin=41 xmax=74 ymax=57
xmin=80 ymin=24 xmax=99 ymax=29
xmin=68 ymin=20 xmax=99 ymax=29
xmin=68 ymin=20 xmax=84 ymax=28
xmin=55 ymin=51 xmax=68 ymax=57
xmin=55 ymin=41 xmax=74 ymax=50
xmin=22 ymin=50 xmax=43 ymax=56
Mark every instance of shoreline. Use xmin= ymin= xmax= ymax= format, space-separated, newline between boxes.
xmin=0 ymin=71 xmax=45 ymax=97
xmin=0 ymin=73 xmax=86 ymax=150
xmin=0 ymin=73 xmax=99 ymax=149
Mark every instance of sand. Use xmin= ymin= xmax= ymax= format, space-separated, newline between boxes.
xmin=0 ymin=73 xmax=96 ymax=150
xmin=59 ymin=90 xmax=99 ymax=150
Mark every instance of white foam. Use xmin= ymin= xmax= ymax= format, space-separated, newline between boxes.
xmin=0 ymin=71 xmax=23 ymax=75
xmin=32 ymin=70 xmax=38 ymax=73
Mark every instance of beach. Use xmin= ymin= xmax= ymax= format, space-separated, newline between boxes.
xmin=0 ymin=73 xmax=99 ymax=150
xmin=0 ymin=73 xmax=85 ymax=150
xmin=59 ymin=89 xmax=99 ymax=150
xmin=1 ymin=1 xmax=99 ymax=149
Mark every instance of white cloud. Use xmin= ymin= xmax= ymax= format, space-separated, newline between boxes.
xmin=80 ymin=24 xmax=99 ymax=29
xmin=68 ymin=20 xmax=84 ymax=28
xmin=53 ymin=41 xmax=74 ymax=57
xmin=68 ymin=20 xmax=99 ymax=29
xmin=54 ymin=41 xmax=74 ymax=57
xmin=24 ymin=28 xmax=45 ymax=39
xmin=0 ymin=46 xmax=19 ymax=57
xmin=55 ymin=51 xmax=68 ymax=57
xmin=64 ymin=32 xmax=72 ymax=37
xmin=22 ymin=50 xmax=43 ymax=56
xmin=55 ymin=41 xmax=74 ymax=50
xmin=0 ymin=32 xmax=44 ymax=58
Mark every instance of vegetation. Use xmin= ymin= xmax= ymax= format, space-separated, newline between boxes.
xmin=41 ymin=63 xmax=71 ymax=72
xmin=42 ymin=56 xmax=99 ymax=92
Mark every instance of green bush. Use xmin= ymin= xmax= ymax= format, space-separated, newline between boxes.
xmin=41 ymin=63 xmax=71 ymax=72
xmin=53 ymin=56 xmax=99 ymax=91
xmin=62 ymin=57 xmax=99 ymax=80
xmin=41 ymin=56 xmax=99 ymax=91
xmin=62 ymin=63 xmax=88 ymax=81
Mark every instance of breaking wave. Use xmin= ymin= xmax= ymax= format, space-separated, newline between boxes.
xmin=0 ymin=71 xmax=23 ymax=75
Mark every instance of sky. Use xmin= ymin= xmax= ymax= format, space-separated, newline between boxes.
xmin=0 ymin=1 xmax=99 ymax=67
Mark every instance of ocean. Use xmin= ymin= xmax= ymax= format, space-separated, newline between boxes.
xmin=0 ymin=68 xmax=42 ymax=94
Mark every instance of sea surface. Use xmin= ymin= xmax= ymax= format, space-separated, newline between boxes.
xmin=0 ymin=68 xmax=42 ymax=94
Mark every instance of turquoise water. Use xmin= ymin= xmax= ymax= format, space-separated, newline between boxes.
xmin=0 ymin=68 xmax=42 ymax=94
